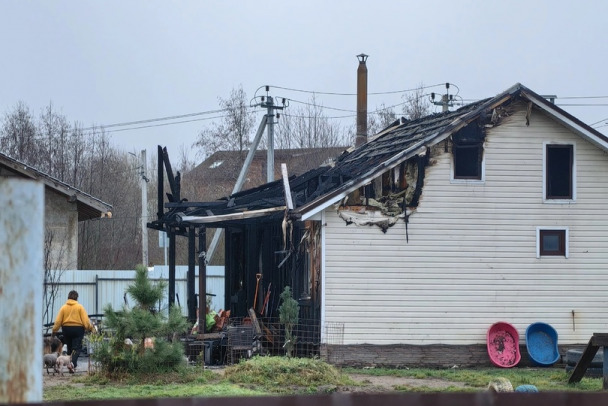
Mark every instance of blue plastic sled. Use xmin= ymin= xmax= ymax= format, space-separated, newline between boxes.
xmin=526 ymin=322 xmax=560 ymax=366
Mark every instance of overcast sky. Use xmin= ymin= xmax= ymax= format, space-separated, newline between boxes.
xmin=1 ymin=1 xmax=606 ymax=164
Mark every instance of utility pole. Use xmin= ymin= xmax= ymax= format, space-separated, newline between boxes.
xmin=431 ymin=83 xmax=455 ymax=112
xmin=206 ymin=88 xmax=286 ymax=263
xmin=259 ymin=87 xmax=285 ymax=182
xmin=131 ymin=150 xmax=149 ymax=267
xmin=140 ymin=149 xmax=149 ymax=267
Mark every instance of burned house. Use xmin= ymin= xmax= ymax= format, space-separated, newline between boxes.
xmin=151 ymin=82 xmax=608 ymax=367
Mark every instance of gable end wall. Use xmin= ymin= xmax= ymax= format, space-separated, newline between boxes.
xmin=323 ymin=102 xmax=608 ymax=354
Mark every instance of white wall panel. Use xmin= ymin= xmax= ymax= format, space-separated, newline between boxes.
xmin=323 ymin=103 xmax=608 ymax=346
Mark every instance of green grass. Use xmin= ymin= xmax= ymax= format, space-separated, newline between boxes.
xmin=223 ymin=356 xmax=353 ymax=394
xmin=43 ymin=358 xmax=604 ymax=401
xmin=43 ymin=369 xmax=263 ymax=402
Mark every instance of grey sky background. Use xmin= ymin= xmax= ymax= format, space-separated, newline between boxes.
xmin=1 ymin=1 xmax=606 ymax=163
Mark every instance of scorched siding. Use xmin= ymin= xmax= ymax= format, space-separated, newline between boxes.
xmin=323 ymin=102 xmax=608 ymax=346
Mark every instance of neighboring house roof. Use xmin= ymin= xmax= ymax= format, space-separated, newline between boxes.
xmin=173 ymin=83 xmax=608 ymax=226
xmin=182 ymin=147 xmax=346 ymax=201
xmin=0 ymin=152 xmax=112 ymax=221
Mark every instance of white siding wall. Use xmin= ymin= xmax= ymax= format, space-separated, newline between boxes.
xmin=324 ymin=103 xmax=608 ymax=345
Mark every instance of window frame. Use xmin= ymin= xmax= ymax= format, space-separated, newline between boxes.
xmin=543 ymin=142 xmax=576 ymax=203
xmin=536 ymin=227 xmax=569 ymax=258
xmin=451 ymin=141 xmax=485 ymax=183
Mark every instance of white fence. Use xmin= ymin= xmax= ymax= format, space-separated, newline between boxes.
xmin=43 ymin=266 xmax=225 ymax=328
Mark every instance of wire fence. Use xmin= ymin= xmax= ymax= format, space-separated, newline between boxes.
xmin=74 ymin=315 xmax=346 ymax=371
xmin=183 ymin=317 xmax=345 ymax=366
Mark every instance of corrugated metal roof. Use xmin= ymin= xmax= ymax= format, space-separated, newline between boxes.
xmin=0 ymin=152 xmax=112 ymax=221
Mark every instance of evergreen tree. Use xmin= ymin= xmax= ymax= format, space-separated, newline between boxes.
xmin=279 ymin=286 xmax=299 ymax=358
xmin=94 ymin=265 xmax=189 ymax=374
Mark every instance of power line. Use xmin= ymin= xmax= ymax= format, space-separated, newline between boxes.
xmin=281 ymin=112 xmax=355 ymax=120
xmin=556 ymin=104 xmax=608 ymax=107
xmin=102 ymin=114 xmax=229 ymax=134
xmin=286 ymin=98 xmax=355 ymax=113
xmin=267 ymin=82 xmax=449 ymax=97
xmin=559 ymin=95 xmax=608 ymax=100
xmin=77 ymin=108 xmax=234 ymax=132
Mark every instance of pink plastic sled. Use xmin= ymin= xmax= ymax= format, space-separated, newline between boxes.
xmin=487 ymin=321 xmax=521 ymax=368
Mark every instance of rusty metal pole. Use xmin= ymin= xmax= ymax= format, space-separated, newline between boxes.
xmin=0 ymin=179 xmax=44 ymax=403
xmin=355 ymin=53 xmax=368 ymax=148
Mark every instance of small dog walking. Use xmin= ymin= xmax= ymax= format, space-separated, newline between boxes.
xmin=43 ymin=353 xmax=59 ymax=375
xmin=55 ymin=354 xmax=75 ymax=376
xmin=43 ymin=335 xmax=64 ymax=375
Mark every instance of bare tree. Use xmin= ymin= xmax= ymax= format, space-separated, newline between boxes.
xmin=43 ymin=229 xmax=67 ymax=327
xmin=367 ymin=103 xmax=398 ymax=136
xmin=176 ymin=143 xmax=196 ymax=173
xmin=194 ymin=85 xmax=256 ymax=160
xmin=276 ymin=94 xmax=351 ymax=149
xmin=0 ymin=101 xmax=39 ymax=164
xmin=78 ymin=130 xmax=141 ymax=269
xmin=402 ymin=83 xmax=431 ymax=120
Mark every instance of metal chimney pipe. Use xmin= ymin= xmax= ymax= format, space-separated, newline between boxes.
xmin=355 ymin=53 xmax=368 ymax=147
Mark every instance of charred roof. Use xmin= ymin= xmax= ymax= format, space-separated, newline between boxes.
xmin=157 ymin=83 xmax=608 ymax=229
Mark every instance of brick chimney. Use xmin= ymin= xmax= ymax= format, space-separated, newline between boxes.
xmin=355 ymin=53 xmax=368 ymax=147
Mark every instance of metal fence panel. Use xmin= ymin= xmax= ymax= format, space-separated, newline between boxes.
xmin=43 ymin=266 xmax=225 ymax=329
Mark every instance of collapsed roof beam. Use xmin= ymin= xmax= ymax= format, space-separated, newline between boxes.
xmin=162 ymin=147 xmax=180 ymax=203
xmin=157 ymin=146 xmax=164 ymax=220
xmin=179 ymin=206 xmax=286 ymax=224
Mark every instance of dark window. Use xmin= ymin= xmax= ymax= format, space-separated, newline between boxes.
xmin=539 ymin=229 xmax=566 ymax=256
xmin=454 ymin=143 xmax=482 ymax=179
xmin=546 ymin=145 xmax=573 ymax=199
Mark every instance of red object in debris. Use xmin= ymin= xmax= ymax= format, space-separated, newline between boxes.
xmin=487 ymin=321 xmax=521 ymax=368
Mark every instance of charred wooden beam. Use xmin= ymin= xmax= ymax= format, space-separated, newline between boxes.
xmin=409 ymin=151 xmax=429 ymax=208
xmin=168 ymin=227 xmax=176 ymax=307
xmin=165 ymin=201 xmax=227 ymax=209
xmin=197 ymin=227 xmax=207 ymax=335
xmin=162 ymin=147 xmax=180 ymax=202
xmin=157 ymin=145 xmax=164 ymax=220
xmin=187 ymin=227 xmax=196 ymax=322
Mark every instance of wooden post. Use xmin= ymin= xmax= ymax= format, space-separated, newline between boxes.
xmin=187 ymin=227 xmax=196 ymax=322
xmin=198 ymin=227 xmax=207 ymax=335
xmin=168 ymin=227 xmax=176 ymax=307
xmin=604 ymin=347 xmax=608 ymax=390
xmin=157 ymin=145 xmax=164 ymax=220
xmin=0 ymin=179 xmax=43 ymax=403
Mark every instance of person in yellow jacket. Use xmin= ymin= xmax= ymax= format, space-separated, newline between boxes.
xmin=52 ymin=290 xmax=93 ymax=372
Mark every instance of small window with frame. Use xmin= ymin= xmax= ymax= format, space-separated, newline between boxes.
xmin=537 ymin=228 xmax=568 ymax=258
xmin=453 ymin=143 xmax=483 ymax=180
xmin=451 ymin=122 xmax=485 ymax=182
xmin=545 ymin=144 xmax=574 ymax=200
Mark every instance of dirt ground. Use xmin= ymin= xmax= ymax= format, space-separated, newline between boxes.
xmin=43 ymin=356 xmax=468 ymax=392
xmin=345 ymin=374 xmax=468 ymax=391
xmin=43 ymin=355 xmax=91 ymax=388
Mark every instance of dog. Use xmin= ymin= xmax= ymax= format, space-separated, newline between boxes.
xmin=43 ymin=353 xmax=59 ymax=375
xmin=43 ymin=336 xmax=63 ymax=357
xmin=55 ymin=354 xmax=74 ymax=376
